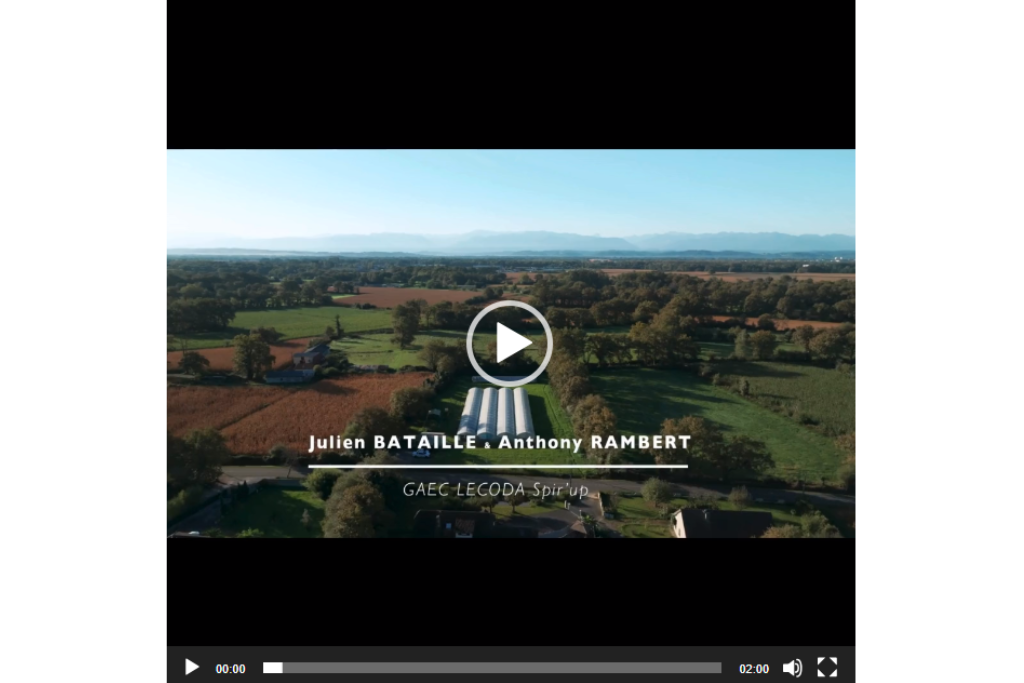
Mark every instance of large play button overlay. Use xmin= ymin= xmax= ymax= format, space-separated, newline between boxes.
xmin=466 ymin=300 xmax=554 ymax=388
xmin=496 ymin=322 xmax=533 ymax=362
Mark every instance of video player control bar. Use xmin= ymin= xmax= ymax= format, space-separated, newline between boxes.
xmin=263 ymin=662 xmax=721 ymax=674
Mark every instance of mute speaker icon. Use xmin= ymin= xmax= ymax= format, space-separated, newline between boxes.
xmin=783 ymin=659 xmax=803 ymax=677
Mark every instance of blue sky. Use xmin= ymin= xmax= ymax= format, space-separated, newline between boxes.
xmin=167 ymin=150 xmax=854 ymax=245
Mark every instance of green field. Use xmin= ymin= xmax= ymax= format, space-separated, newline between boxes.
xmin=491 ymin=500 xmax=554 ymax=518
xmin=620 ymin=523 xmax=673 ymax=538
xmin=715 ymin=361 xmax=855 ymax=437
xmin=698 ymin=341 xmax=736 ymax=360
xmin=170 ymin=306 xmax=393 ymax=349
xmin=210 ymin=488 xmax=325 ymax=538
xmin=428 ymin=376 xmax=581 ymax=467
xmin=323 ymin=327 xmax=763 ymax=369
xmin=589 ymin=367 xmax=845 ymax=483
xmin=333 ymin=328 xmax=547 ymax=368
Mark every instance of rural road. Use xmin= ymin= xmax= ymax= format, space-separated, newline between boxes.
xmin=221 ymin=466 xmax=305 ymax=484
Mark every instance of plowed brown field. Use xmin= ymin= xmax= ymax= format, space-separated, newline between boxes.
xmin=708 ymin=316 xmax=846 ymax=330
xmin=167 ymin=337 xmax=313 ymax=372
xmin=167 ymin=373 xmax=433 ymax=454
xmin=167 ymin=385 xmax=291 ymax=434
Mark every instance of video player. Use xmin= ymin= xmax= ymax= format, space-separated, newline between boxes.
xmin=165 ymin=8 xmax=856 ymax=678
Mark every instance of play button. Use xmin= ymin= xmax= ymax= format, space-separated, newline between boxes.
xmin=186 ymin=659 xmax=199 ymax=676
xmin=496 ymin=322 xmax=533 ymax=362
xmin=466 ymin=300 xmax=554 ymax=388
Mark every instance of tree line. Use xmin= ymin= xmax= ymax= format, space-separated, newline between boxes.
xmin=168 ymin=260 xmax=507 ymax=304
xmin=543 ymin=330 xmax=620 ymax=463
xmin=531 ymin=269 xmax=854 ymax=324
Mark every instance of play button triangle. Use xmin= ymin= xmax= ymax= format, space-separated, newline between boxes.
xmin=496 ymin=322 xmax=533 ymax=362
xmin=186 ymin=659 xmax=199 ymax=675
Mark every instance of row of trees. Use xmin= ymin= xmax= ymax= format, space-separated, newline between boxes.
xmin=169 ymin=257 xmax=851 ymax=297
xmin=167 ymin=297 xmax=236 ymax=334
xmin=648 ymin=415 xmax=775 ymax=481
xmin=539 ymin=312 xmax=701 ymax=370
xmin=789 ymin=325 xmax=856 ymax=363
xmin=530 ymin=269 xmax=855 ymax=324
xmin=168 ymin=260 xmax=509 ymax=309
xmin=545 ymin=332 xmax=619 ymax=462
xmin=537 ymin=318 xmax=854 ymax=368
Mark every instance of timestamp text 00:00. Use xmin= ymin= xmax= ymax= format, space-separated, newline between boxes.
xmin=216 ymin=664 xmax=246 ymax=674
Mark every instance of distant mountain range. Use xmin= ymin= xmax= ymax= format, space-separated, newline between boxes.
xmin=167 ymin=231 xmax=855 ymax=256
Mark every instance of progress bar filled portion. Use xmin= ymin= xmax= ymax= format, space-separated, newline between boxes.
xmin=262 ymin=662 xmax=721 ymax=674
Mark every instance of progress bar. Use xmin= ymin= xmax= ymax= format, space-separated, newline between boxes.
xmin=307 ymin=465 xmax=688 ymax=469
xmin=262 ymin=662 xmax=720 ymax=674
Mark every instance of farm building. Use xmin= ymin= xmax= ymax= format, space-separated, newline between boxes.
xmin=265 ymin=369 xmax=315 ymax=384
xmin=496 ymin=388 xmax=515 ymax=440
xmin=671 ymin=509 xmax=773 ymax=539
xmin=457 ymin=385 xmax=535 ymax=442
xmin=457 ymin=387 xmax=483 ymax=437
xmin=476 ymin=388 xmax=498 ymax=442
xmin=293 ymin=344 xmax=330 ymax=367
xmin=513 ymin=387 xmax=535 ymax=438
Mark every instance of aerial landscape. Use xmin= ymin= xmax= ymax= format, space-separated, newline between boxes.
xmin=167 ymin=150 xmax=855 ymax=539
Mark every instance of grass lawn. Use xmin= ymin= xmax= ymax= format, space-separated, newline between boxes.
xmin=620 ymin=523 xmax=673 ymax=538
xmin=334 ymin=329 xmax=547 ymax=369
xmin=698 ymin=341 xmax=735 ymax=360
xmin=210 ymin=488 xmax=325 ymax=538
xmin=171 ymin=307 xmax=393 ymax=350
xmin=491 ymin=501 xmax=555 ymax=518
xmin=714 ymin=360 xmax=855 ymax=437
xmin=427 ymin=376 xmax=585 ymax=469
xmin=589 ymin=367 xmax=845 ymax=483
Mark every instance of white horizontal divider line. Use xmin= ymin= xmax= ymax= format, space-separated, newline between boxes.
xmin=307 ymin=464 xmax=688 ymax=469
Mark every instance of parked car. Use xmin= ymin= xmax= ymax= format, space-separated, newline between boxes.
xmin=411 ymin=449 xmax=431 ymax=459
